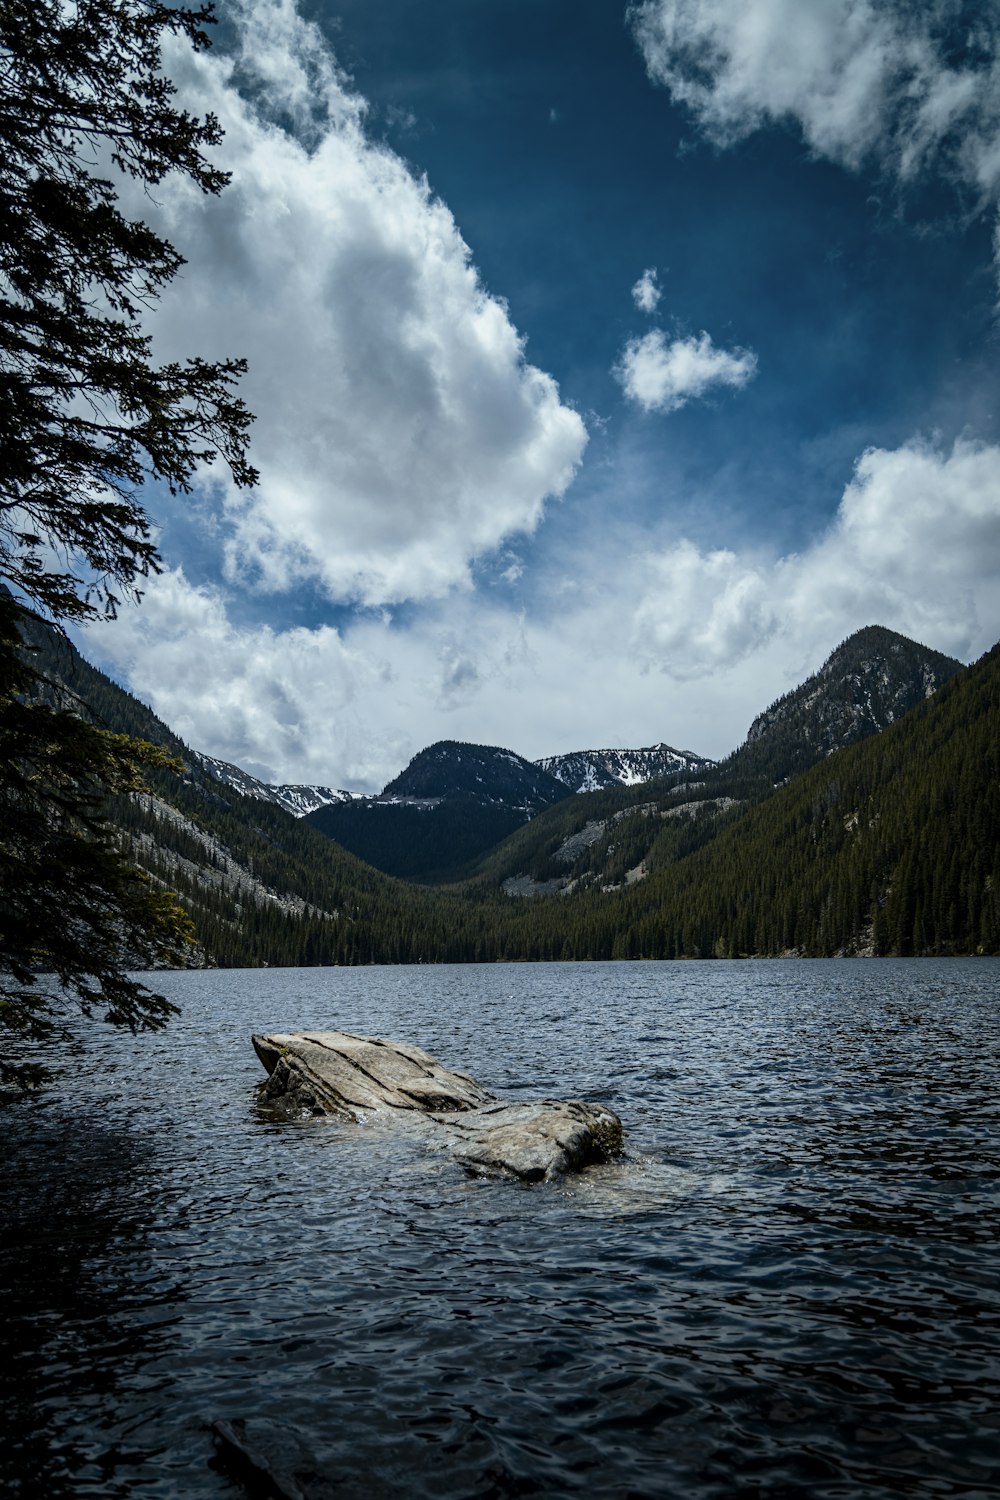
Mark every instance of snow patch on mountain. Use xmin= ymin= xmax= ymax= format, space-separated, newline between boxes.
xmin=192 ymin=751 xmax=358 ymax=818
xmin=536 ymin=742 xmax=715 ymax=794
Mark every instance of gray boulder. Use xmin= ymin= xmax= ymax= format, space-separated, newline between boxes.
xmin=252 ymin=1030 xmax=623 ymax=1183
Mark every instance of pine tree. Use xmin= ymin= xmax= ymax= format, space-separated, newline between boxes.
xmin=0 ymin=1 xmax=256 ymax=1078
xmin=0 ymin=595 xmax=194 ymax=1085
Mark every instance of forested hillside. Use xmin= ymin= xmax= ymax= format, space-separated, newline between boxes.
xmin=21 ymin=615 xmax=998 ymax=965
xmin=488 ymin=640 xmax=999 ymax=960
xmin=20 ymin=613 xmax=473 ymax=965
xmin=306 ymin=740 xmax=572 ymax=881
xmin=447 ymin=625 xmax=965 ymax=897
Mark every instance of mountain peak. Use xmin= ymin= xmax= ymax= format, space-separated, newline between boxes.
xmin=381 ymin=739 xmax=569 ymax=814
xmin=741 ymin=625 xmax=964 ymax=775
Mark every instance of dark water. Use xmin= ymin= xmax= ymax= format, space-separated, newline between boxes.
xmin=2 ymin=959 xmax=999 ymax=1499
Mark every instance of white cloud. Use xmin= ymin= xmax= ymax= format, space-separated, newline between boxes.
xmin=629 ymin=0 xmax=1000 ymax=199
xmin=631 ymin=436 xmax=1000 ymax=678
xmin=79 ymin=439 xmax=1000 ymax=787
xmin=137 ymin=0 xmax=586 ymax=609
xmin=789 ymin=435 xmax=1000 ymax=654
xmin=77 ymin=568 xmax=580 ymax=790
xmin=632 ymin=267 xmax=662 ymax=313
xmin=79 ymin=568 xmax=403 ymax=789
xmin=615 ymin=329 xmax=758 ymax=413
xmin=632 ymin=540 xmax=780 ymax=674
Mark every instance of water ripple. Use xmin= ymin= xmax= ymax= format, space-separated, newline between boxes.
xmin=1 ymin=958 xmax=999 ymax=1497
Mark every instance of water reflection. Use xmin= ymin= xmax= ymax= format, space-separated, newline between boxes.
xmin=0 ymin=1100 xmax=185 ymax=1498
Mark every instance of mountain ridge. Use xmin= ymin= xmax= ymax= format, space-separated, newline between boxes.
xmin=15 ymin=611 xmax=993 ymax=966
xmin=185 ymin=626 xmax=961 ymax=834
xmin=448 ymin=624 xmax=966 ymax=897
xmin=191 ymin=750 xmax=357 ymax=818
xmin=536 ymin=742 xmax=715 ymax=793
xmin=193 ymin=735 xmax=717 ymax=815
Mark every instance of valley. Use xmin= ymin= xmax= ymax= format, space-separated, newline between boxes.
xmin=21 ymin=616 xmax=997 ymax=965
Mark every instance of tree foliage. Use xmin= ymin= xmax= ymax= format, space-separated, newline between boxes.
xmin=0 ymin=0 xmax=256 ymax=1078
xmin=0 ymin=0 xmax=256 ymax=622
xmin=0 ymin=594 xmax=196 ymax=1085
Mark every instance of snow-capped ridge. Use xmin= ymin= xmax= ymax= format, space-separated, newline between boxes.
xmin=536 ymin=742 xmax=715 ymax=794
xmin=192 ymin=751 xmax=358 ymax=818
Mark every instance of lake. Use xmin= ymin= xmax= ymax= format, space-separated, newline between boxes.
xmin=1 ymin=959 xmax=998 ymax=1498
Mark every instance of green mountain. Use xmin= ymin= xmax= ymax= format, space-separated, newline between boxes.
xmin=512 ymin=637 xmax=998 ymax=960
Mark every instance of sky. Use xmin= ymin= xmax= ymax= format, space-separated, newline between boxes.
xmin=75 ymin=0 xmax=1000 ymax=792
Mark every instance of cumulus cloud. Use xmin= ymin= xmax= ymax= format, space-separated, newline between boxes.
xmin=632 ymin=540 xmax=780 ymax=674
xmin=628 ymin=0 xmax=1000 ymax=199
xmin=631 ymin=436 xmax=1000 ymax=677
xmin=78 ymin=567 xmax=576 ymax=789
xmin=78 ymin=564 xmax=687 ymax=788
xmin=137 ymin=0 xmax=586 ymax=608
xmin=615 ymin=329 xmax=758 ymax=413
xmin=789 ymin=436 xmax=1000 ymax=652
xmin=79 ymin=568 xmax=404 ymax=788
xmin=632 ymin=267 xmax=662 ymax=312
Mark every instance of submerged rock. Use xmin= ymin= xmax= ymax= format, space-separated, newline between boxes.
xmin=211 ymin=1417 xmax=335 ymax=1500
xmin=251 ymin=1030 xmax=623 ymax=1183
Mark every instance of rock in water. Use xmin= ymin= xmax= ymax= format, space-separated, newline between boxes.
xmin=441 ymin=1097 xmax=625 ymax=1182
xmin=210 ymin=1417 xmax=336 ymax=1500
xmin=251 ymin=1031 xmax=491 ymax=1118
xmin=251 ymin=1030 xmax=623 ymax=1183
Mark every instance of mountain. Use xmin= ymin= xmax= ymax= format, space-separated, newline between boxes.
xmin=14 ymin=611 xmax=994 ymax=970
xmin=192 ymin=750 xmax=356 ymax=818
xmin=304 ymin=740 xmax=714 ymax=886
xmin=382 ymin=740 xmax=569 ymax=812
xmin=536 ymin=742 xmax=715 ymax=793
xmin=14 ymin=610 xmax=469 ymax=967
xmin=730 ymin=625 xmax=963 ymax=789
xmin=528 ymin=637 xmax=999 ymax=960
xmin=305 ymin=740 xmax=572 ymax=883
xmin=456 ymin=625 xmax=968 ymax=898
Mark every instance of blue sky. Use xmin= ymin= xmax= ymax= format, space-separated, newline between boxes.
xmin=77 ymin=0 xmax=1000 ymax=790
